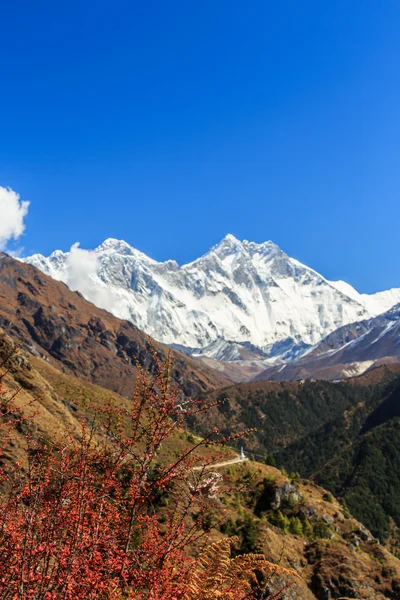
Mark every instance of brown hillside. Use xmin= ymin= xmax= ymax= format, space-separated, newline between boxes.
xmin=0 ymin=329 xmax=228 ymax=470
xmin=186 ymin=458 xmax=400 ymax=599
xmin=0 ymin=253 xmax=230 ymax=398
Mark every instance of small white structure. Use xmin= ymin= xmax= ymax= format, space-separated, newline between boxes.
xmin=240 ymin=446 xmax=248 ymax=460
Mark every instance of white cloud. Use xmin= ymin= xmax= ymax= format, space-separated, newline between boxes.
xmin=66 ymin=242 xmax=99 ymax=292
xmin=65 ymin=243 xmax=116 ymax=313
xmin=0 ymin=186 xmax=30 ymax=250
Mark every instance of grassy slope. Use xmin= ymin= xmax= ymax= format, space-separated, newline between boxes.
xmin=1 ymin=330 xmax=229 ymax=470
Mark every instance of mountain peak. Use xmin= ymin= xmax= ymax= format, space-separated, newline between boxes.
xmin=95 ymin=238 xmax=153 ymax=261
xmin=242 ymin=239 xmax=282 ymax=258
xmin=97 ymin=238 xmax=133 ymax=252
xmin=197 ymin=234 xmax=245 ymax=262
xmin=221 ymin=233 xmax=240 ymax=244
xmin=216 ymin=233 xmax=242 ymax=249
xmin=215 ymin=235 xmax=282 ymax=255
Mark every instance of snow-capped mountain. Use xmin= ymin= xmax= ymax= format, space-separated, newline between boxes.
xmin=23 ymin=235 xmax=400 ymax=362
xmin=327 ymin=279 xmax=400 ymax=316
xmin=254 ymin=303 xmax=400 ymax=382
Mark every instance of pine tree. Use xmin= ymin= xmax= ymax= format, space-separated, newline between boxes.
xmin=289 ymin=516 xmax=303 ymax=536
xmin=302 ymin=519 xmax=314 ymax=538
xmin=272 ymin=510 xmax=290 ymax=532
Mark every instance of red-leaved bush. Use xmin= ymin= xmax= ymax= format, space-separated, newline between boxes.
xmin=0 ymin=349 xmax=295 ymax=599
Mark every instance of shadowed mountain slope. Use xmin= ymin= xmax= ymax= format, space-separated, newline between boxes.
xmin=0 ymin=253 xmax=230 ymax=399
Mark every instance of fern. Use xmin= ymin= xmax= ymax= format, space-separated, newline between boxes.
xmin=184 ymin=537 xmax=299 ymax=599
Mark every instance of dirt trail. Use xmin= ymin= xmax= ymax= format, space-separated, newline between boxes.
xmin=192 ymin=456 xmax=248 ymax=471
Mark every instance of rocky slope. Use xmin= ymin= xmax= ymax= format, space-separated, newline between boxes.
xmin=0 ymin=253 xmax=230 ymax=399
xmin=23 ymin=236 xmax=400 ymax=363
xmin=254 ymin=303 xmax=400 ymax=382
xmin=217 ymin=460 xmax=400 ymax=599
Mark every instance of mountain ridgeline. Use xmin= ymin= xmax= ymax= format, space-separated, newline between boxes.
xmin=254 ymin=302 xmax=400 ymax=382
xmin=24 ymin=235 xmax=400 ymax=370
xmin=0 ymin=253 xmax=230 ymax=398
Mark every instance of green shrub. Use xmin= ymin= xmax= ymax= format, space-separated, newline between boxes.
xmin=289 ymin=516 xmax=303 ymax=536
xmin=237 ymin=514 xmax=262 ymax=553
xmin=269 ymin=510 xmax=290 ymax=533
xmin=322 ymin=492 xmax=334 ymax=503
xmin=313 ymin=519 xmax=333 ymax=539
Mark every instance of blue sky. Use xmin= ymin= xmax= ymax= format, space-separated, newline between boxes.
xmin=0 ymin=0 xmax=399 ymax=293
